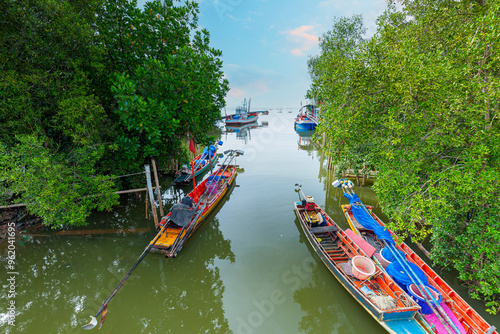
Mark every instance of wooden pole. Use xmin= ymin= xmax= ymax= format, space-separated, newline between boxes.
xmin=145 ymin=190 xmax=149 ymax=220
xmin=191 ymin=160 xmax=196 ymax=190
xmin=0 ymin=204 xmax=27 ymax=209
xmin=209 ymin=148 xmax=214 ymax=175
xmin=415 ymin=241 xmax=432 ymax=260
xmin=145 ymin=165 xmax=159 ymax=228
xmin=151 ymin=159 xmax=164 ymax=217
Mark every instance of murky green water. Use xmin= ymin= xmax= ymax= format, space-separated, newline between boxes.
xmin=1 ymin=111 xmax=498 ymax=333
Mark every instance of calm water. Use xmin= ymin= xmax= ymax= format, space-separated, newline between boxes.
xmin=1 ymin=111 xmax=498 ymax=333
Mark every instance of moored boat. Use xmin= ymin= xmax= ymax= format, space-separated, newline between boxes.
xmin=293 ymin=185 xmax=431 ymax=334
xmin=172 ymin=142 xmax=222 ymax=185
xmin=294 ymin=104 xmax=319 ymax=131
xmin=338 ymin=180 xmax=498 ymax=334
xmin=224 ymin=98 xmax=259 ymax=125
xmin=151 ymin=149 xmax=243 ymax=257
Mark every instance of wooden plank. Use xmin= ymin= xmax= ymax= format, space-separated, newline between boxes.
xmin=310 ymin=225 xmax=338 ymax=233
xmin=345 ymin=228 xmax=376 ymax=257
xmin=55 ymin=228 xmax=150 ymax=236
xmin=0 ymin=204 xmax=27 ymax=209
xmin=1 ymin=186 xmax=160 ymax=209
xmin=116 ymin=187 xmax=157 ymax=195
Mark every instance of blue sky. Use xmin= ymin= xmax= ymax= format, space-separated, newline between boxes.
xmin=140 ymin=0 xmax=389 ymax=110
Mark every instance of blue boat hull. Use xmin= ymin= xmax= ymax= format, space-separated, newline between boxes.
xmin=294 ymin=120 xmax=317 ymax=131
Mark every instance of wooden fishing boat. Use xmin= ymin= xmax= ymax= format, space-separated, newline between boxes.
xmin=294 ymin=104 xmax=319 ymax=131
xmin=293 ymin=190 xmax=431 ymax=334
xmin=225 ymin=98 xmax=259 ymax=125
xmin=172 ymin=144 xmax=220 ymax=185
xmin=151 ymin=150 xmax=241 ymax=257
xmin=342 ymin=203 xmax=498 ymax=334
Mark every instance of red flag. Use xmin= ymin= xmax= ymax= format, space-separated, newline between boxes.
xmin=189 ymin=137 xmax=196 ymax=156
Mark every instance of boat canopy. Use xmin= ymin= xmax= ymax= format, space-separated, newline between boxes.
xmin=169 ymin=202 xmax=196 ymax=227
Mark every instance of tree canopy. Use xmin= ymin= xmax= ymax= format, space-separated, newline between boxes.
xmin=308 ymin=0 xmax=500 ymax=313
xmin=0 ymin=0 xmax=228 ymax=227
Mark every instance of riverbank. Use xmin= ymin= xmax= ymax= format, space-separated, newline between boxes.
xmin=0 ymin=208 xmax=42 ymax=243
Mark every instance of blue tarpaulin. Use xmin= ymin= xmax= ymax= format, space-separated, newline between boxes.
xmin=345 ymin=192 xmax=431 ymax=290
xmin=202 ymin=145 xmax=217 ymax=159
xmin=381 ymin=247 xmax=405 ymax=263
xmin=386 ymin=261 xmax=428 ymax=287
xmin=344 ymin=193 xmax=395 ymax=245
xmin=207 ymin=175 xmax=225 ymax=181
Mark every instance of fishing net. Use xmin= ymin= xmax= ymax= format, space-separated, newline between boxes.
xmin=361 ymin=285 xmax=397 ymax=310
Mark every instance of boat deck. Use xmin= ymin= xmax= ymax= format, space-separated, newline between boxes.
xmin=150 ymin=167 xmax=236 ymax=256
xmin=295 ymin=202 xmax=422 ymax=324
xmin=342 ymin=204 xmax=498 ymax=334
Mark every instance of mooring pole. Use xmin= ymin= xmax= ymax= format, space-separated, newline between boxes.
xmin=145 ymin=165 xmax=159 ymax=228
xmin=151 ymin=159 xmax=164 ymax=217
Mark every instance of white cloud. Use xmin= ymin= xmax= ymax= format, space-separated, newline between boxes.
xmin=282 ymin=25 xmax=319 ymax=57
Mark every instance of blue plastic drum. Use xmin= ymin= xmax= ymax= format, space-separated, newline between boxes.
xmin=407 ymin=284 xmax=442 ymax=314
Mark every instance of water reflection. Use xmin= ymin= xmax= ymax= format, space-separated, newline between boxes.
xmin=292 ymin=216 xmax=385 ymax=334
xmin=296 ymin=130 xmax=316 ymax=152
xmin=0 ymin=182 xmax=236 ymax=334
xmin=152 ymin=181 xmax=237 ymax=333
xmin=224 ymin=120 xmax=268 ymax=144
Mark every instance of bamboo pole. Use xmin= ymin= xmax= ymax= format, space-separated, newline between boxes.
xmin=145 ymin=191 xmax=149 ymax=220
xmin=151 ymin=159 xmax=164 ymax=217
xmin=145 ymin=165 xmax=159 ymax=228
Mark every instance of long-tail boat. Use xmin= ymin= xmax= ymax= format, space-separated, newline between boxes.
xmin=151 ymin=149 xmax=242 ymax=257
xmin=293 ymin=185 xmax=431 ymax=334
xmin=172 ymin=142 xmax=221 ymax=185
xmin=340 ymin=183 xmax=497 ymax=334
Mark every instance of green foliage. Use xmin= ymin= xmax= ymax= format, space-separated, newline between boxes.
xmin=0 ymin=0 xmax=228 ymax=227
xmin=0 ymin=136 xmax=118 ymax=227
xmin=309 ymin=1 xmax=500 ymax=312
xmin=99 ymin=0 xmax=228 ymax=172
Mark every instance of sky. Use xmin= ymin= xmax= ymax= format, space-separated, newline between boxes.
xmin=139 ymin=0 xmax=390 ymax=110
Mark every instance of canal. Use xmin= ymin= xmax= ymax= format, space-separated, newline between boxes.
xmin=1 ymin=110 xmax=498 ymax=333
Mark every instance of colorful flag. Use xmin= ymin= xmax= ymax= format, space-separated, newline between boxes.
xmin=189 ymin=137 xmax=196 ymax=156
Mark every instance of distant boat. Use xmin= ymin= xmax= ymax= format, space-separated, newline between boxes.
xmin=224 ymin=98 xmax=259 ymax=125
xmin=294 ymin=104 xmax=319 ymax=131
xmin=293 ymin=187 xmax=430 ymax=334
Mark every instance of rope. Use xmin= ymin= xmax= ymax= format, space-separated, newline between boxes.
xmin=395 ymin=291 xmax=414 ymax=307
xmin=108 ymin=171 xmax=146 ymax=179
